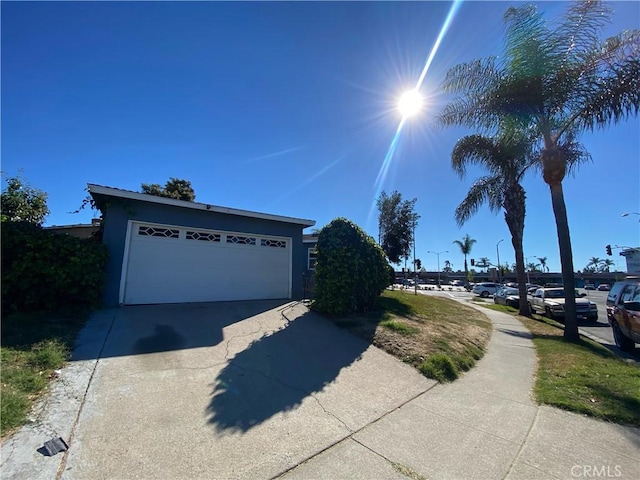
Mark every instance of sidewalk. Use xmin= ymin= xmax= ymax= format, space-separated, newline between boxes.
xmin=279 ymin=304 xmax=640 ymax=480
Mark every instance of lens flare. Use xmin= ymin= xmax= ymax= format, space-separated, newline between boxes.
xmin=369 ymin=0 xmax=464 ymax=226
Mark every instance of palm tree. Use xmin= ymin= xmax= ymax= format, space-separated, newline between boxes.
xmin=450 ymin=130 xmax=534 ymax=316
xmin=526 ymin=262 xmax=540 ymax=273
xmin=600 ymin=258 xmax=615 ymax=273
xmin=453 ymin=234 xmax=476 ymax=284
xmin=537 ymin=256 xmax=549 ymax=273
xmin=476 ymin=257 xmax=492 ymax=272
xmin=588 ymin=257 xmax=602 ymax=272
xmin=440 ymin=1 xmax=640 ymax=340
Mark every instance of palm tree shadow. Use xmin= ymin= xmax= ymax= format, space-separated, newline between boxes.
xmin=207 ymin=310 xmax=370 ymax=433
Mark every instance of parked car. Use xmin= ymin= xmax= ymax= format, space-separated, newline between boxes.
xmin=493 ymin=286 xmax=520 ymax=308
xmin=597 ymin=284 xmax=610 ymax=291
xmin=472 ymin=282 xmax=500 ymax=298
xmin=606 ymin=278 xmax=640 ymax=351
xmin=527 ymin=285 xmax=541 ymax=295
xmin=528 ymin=287 xmax=598 ymax=322
xmin=584 ymin=284 xmax=596 ymax=290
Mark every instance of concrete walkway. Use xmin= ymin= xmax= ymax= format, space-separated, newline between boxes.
xmin=279 ymin=303 xmax=640 ymax=480
xmin=2 ymin=300 xmax=639 ymax=480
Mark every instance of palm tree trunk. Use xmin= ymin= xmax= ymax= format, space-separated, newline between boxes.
xmin=549 ymin=182 xmax=579 ymax=341
xmin=463 ymin=256 xmax=468 ymax=284
xmin=504 ymin=184 xmax=530 ymax=316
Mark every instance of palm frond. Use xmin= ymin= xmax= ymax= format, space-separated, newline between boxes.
xmin=455 ymin=176 xmax=503 ymax=226
xmin=441 ymin=57 xmax=501 ymax=95
xmin=504 ymin=5 xmax=556 ymax=80
xmin=451 ymin=135 xmax=502 ymax=178
xmin=575 ymin=57 xmax=640 ymax=131
xmin=554 ymin=0 xmax=612 ymax=63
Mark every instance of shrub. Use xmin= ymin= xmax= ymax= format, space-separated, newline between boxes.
xmin=1 ymin=221 xmax=108 ymax=314
xmin=419 ymin=354 xmax=459 ymax=382
xmin=311 ymin=217 xmax=393 ymax=315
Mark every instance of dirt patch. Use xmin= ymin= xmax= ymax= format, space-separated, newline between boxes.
xmin=333 ymin=291 xmax=492 ymax=381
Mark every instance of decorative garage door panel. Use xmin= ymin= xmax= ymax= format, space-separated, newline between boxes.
xmin=123 ymin=222 xmax=291 ymax=304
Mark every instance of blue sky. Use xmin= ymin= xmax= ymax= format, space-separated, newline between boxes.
xmin=2 ymin=1 xmax=639 ymax=274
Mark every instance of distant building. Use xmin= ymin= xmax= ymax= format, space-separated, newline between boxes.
xmin=620 ymin=248 xmax=640 ymax=274
xmin=44 ymin=218 xmax=101 ymax=239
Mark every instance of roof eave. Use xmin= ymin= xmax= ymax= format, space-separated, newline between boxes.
xmin=87 ymin=184 xmax=315 ymax=227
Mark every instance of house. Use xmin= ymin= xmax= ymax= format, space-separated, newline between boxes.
xmin=44 ymin=219 xmax=101 ymax=239
xmin=88 ymin=184 xmax=315 ymax=306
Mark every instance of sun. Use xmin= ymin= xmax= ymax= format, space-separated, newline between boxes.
xmin=398 ymin=89 xmax=423 ymax=118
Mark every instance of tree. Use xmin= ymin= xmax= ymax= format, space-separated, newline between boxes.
xmin=440 ymin=1 xmax=640 ymax=340
xmin=527 ymin=262 xmax=540 ymax=273
xmin=600 ymin=258 xmax=615 ymax=273
xmin=443 ymin=260 xmax=453 ymax=273
xmin=537 ymin=256 xmax=549 ymax=273
xmin=413 ymin=258 xmax=422 ymax=271
xmin=449 ymin=129 xmax=534 ymax=315
xmin=453 ymin=234 xmax=476 ymax=283
xmin=141 ymin=177 xmax=196 ymax=201
xmin=476 ymin=257 xmax=492 ymax=271
xmin=376 ymin=190 xmax=420 ymax=264
xmin=1 ymin=174 xmax=49 ymax=225
xmin=586 ymin=257 xmax=602 ymax=273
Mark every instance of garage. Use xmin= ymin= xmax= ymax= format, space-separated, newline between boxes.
xmin=87 ymin=184 xmax=315 ymax=306
xmin=122 ymin=222 xmax=292 ymax=305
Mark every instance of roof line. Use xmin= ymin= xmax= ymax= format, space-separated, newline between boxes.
xmin=87 ymin=184 xmax=315 ymax=227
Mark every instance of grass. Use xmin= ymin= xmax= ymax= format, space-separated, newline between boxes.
xmin=483 ymin=304 xmax=640 ymax=427
xmin=1 ymin=311 xmax=89 ymax=437
xmin=333 ymin=290 xmax=492 ymax=383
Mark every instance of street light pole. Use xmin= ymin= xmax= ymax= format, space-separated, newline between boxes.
xmin=525 ymin=255 xmax=538 ymax=284
xmin=427 ymin=250 xmax=449 ymax=287
xmin=496 ymin=239 xmax=504 ymax=284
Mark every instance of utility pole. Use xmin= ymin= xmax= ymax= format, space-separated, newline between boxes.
xmin=496 ymin=239 xmax=504 ymax=284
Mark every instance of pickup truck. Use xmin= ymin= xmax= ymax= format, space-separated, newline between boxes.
xmin=528 ymin=287 xmax=598 ymax=321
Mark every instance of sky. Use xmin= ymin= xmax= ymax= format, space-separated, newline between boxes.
xmin=2 ymin=0 xmax=639 ymax=274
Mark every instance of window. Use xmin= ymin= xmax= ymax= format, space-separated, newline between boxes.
xmin=308 ymin=247 xmax=318 ymax=270
xmin=186 ymin=231 xmax=221 ymax=242
xmin=620 ymin=285 xmax=636 ymax=304
xmin=261 ymin=239 xmax=286 ymax=248
xmin=226 ymin=235 xmax=256 ymax=245
xmin=138 ymin=225 xmax=179 ymax=238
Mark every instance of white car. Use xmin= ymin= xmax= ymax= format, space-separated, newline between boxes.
xmin=472 ymin=282 xmax=500 ymax=298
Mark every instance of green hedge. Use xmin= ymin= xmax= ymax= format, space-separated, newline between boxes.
xmin=312 ymin=217 xmax=393 ymax=315
xmin=1 ymin=222 xmax=108 ymax=314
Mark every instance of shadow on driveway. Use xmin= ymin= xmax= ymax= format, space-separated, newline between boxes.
xmin=71 ymin=299 xmax=290 ymax=361
xmin=207 ymin=309 xmax=369 ymax=433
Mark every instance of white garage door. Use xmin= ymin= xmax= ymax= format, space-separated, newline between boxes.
xmin=121 ymin=222 xmax=291 ymax=305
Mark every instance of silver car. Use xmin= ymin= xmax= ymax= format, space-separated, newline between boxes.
xmin=472 ymin=282 xmax=500 ymax=298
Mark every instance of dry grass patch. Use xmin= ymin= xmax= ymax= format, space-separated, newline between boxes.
xmin=333 ymin=290 xmax=491 ymax=382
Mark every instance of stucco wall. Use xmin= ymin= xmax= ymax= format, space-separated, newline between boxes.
xmin=101 ymin=198 xmax=307 ymax=306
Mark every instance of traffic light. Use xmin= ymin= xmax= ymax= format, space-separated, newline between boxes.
xmin=606 ymin=244 xmax=612 ymax=256
xmin=470 ymin=258 xmax=475 ymax=266
xmin=415 ymin=259 xmax=422 ymax=270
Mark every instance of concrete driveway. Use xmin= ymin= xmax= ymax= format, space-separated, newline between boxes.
xmin=6 ymin=300 xmax=434 ymax=479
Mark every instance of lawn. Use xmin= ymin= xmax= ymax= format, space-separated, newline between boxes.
xmin=332 ymin=290 xmax=492 ymax=382
xmin=1 ymin=312 xmax=89 ymax=437
xmin=485 ymin=304 xmax=640 ymax=427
